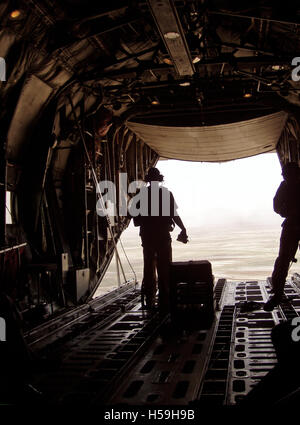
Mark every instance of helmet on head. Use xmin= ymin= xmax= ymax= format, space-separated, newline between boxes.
xmin=282 ymin=162 xmax=300 ymax=179
xmin=145 ymin=167 xmax=164 ymax=182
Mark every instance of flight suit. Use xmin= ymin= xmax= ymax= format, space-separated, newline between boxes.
xmin=134 ymin=185 xmax=177 ymax=313
xmin=141 ymin=226 xmax=172 ymax=313
xmin=271 ymin=180 xmax=300 ymax=296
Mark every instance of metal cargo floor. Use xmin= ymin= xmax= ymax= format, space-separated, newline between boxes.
xmin=28 ymin=278 xmax=300 ymax=406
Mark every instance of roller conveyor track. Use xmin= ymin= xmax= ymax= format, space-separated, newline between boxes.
xmin=105 ymin=279 xmax=300 ymax=406
xmin=25 ymin=282 xmax=140 ymax=353
xmin=30 ymin=293 xmax=163 ymax=405
xmin=28 ymin=278 xmax=300 ymax=406
xmin=220 ymin=279 xmax=300 ymax=406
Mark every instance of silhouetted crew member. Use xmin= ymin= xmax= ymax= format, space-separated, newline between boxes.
xmin=264 ymin=162 xmax=300 ymax=311
xmin=133 ymin=167 xmax=188 ymax=314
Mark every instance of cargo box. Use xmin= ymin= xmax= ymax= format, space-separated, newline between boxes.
xmin=170 ymin=261 xmax=214 ymax=329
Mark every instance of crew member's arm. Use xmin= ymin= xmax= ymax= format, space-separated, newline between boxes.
xmin=170 ymin=191 xmax=188 ymax=242
xmin=173 ymin=215 xmax=186 ymax=233
xmin=169 ymin=191 xmax=186 ymax=231
xmin=273 ymin=182 xmax=288 ymax=217
xmin=174 ymin=215 xmax=188 ymax=243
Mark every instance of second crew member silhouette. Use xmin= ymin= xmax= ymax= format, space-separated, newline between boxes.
xmin=264 ymin=162 xmax=300 ymax=311
xmin=133 ymin=167 xmax=188 ymax=314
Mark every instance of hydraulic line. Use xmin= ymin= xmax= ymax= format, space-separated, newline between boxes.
xmin=68 ymin=96 xmax=129 ymax=286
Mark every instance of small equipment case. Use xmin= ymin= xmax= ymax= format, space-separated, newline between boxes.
xmin=170 ymin=260 xmax=215 ymax=329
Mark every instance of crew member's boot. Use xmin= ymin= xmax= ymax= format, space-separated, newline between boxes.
xmin=264 ymin=293 xmax=283 ymax=311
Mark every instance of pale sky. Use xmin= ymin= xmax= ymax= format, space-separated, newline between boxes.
xmin=6 ymin=151 xmax=283 ymax=229
xmin=96 ymin=152 xmax=298 ymax=295
xmin=155 ymin=152 xmax=283 ymax=230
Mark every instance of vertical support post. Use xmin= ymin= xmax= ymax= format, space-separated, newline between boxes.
xmin=61 ymin=253 xmax=68 ymax=306
xmin=84 ymin=162 xmax=90 ymax=269
xmin=116 ymin=251 xmax=121 ymax=288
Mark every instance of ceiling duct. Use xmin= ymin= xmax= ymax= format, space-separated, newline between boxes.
xmin=147 ymin=0 xmax=195 ymax=76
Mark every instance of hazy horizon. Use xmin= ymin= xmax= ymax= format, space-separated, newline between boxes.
xmin=94 ymin=153 xmax=300 ymax=297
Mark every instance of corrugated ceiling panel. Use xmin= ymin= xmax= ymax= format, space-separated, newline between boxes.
xmin=126 ymin=111 xmax=288 ymax=162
